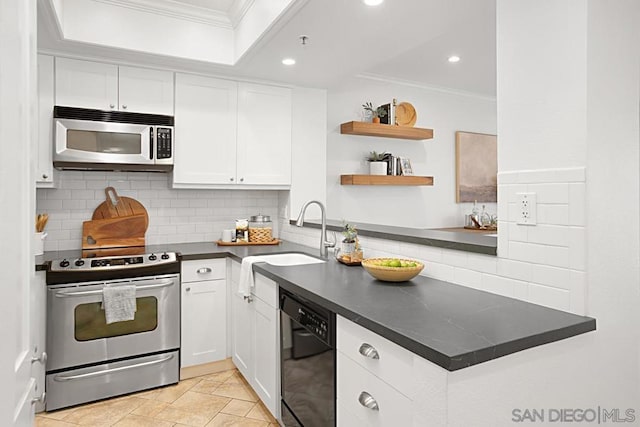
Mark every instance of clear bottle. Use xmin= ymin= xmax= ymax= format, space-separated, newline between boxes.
xmin=480 ymin=205 xmax=491 ymax=227
xmin=469 ymin=200 xmax=480 ymax=227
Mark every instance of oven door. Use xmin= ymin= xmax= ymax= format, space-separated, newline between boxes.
xmin=46 ymin=274 xmax=180 ymax=371
xmin=54 ymin=118 xmax=152 ymax=166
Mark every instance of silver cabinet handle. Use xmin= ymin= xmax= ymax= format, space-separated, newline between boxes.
xmin=243 ymin=295 xmax=253 ymax=303
xmin=230 ymin=177 xmax=235 ymax=182
xmin=54 ymin=354 xmax=174 ymax=382
xmin=358 ymin=391 xmax=379 ymax=411
xmin=122 ymin=104 xmax=127 ymax=109
xmin=240 ymin=177 xmax=244 ymax=182
xmin=186 ymin=287 xmax=191 ymax=292
xmin=197 ymin=267 xmax=212 ymax=274
xmin=31 ymin=351 xmax=47 ymax=365
xmin=42 ymin=174 xmax=48 ymax=179
xmin=358 ymin=343 xmax=380 ymax=359
xmin=31 ymin=391 xmax=46 ymax=405
xmin=109 ymin=104 xmax=115 ymax=109
xmin=55 ymin=279 xmax=175 ymax=298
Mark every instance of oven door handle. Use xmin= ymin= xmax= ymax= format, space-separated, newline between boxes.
xmin=54 ymin=279 xmax=175 ymax=298
xmin=52 ymin=353 xmax=175 ymax=382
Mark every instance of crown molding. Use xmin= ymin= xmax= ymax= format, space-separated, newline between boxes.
xmin=228 ymin=0 xmax=255 ymax=28
xmin=91 ymin=0 xmax=233 ymax=28
xmin=356 ymin=72 xmax=496 ymax=102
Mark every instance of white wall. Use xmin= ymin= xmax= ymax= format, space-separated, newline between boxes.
xmin=326 ymin=77 xmax=497 ymax=228
xmin=37 ymin=171 xmax=282 ymax=251
xmin=497 ymin=0 xmax=588 ymax=171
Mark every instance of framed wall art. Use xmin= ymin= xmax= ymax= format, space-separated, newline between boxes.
xmin=455 ymin=131 xmax=497 ymax=203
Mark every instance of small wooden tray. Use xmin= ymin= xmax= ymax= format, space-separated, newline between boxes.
xmin=464 ymin=226 xmax=497 ymax=231
xmin=216 ymin=239 xmax=281 ymax=246
xmin=337 ymin=257 xmax=362 ymax=266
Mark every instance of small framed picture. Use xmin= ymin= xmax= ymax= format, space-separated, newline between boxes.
xmin=400 ymin=157 xmax=413 ymax=176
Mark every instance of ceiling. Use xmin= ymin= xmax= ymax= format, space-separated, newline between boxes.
xmin=38 ymin=0 xmax=496 ymax=97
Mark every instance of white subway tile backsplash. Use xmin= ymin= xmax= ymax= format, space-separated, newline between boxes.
xmin=497 ymin=259 xmax=532 ymax=282
xmin=569 ymin=270 xmax=586 ymax=315
xmin=508 ymin=241 xmax=547 ymax=264
xmin=466 ymin=254 xmax=498 ymax=274
xmin=37 ymin=171 xmax=280 ymax=251
xmin=527 ymin=224 xmax=569 ymax=246
xmin=528 ymin=183 xmax=569 ymax=204
xmin=568 ymin=183 xmax=586 ymax=226
xmin=527 ymin=283 xmax=570 ymax=311
xmin=531 ymin=264 xmax=571 ymax=290
xmin=508 ymin=223 xmax=528 ymax=242
xmin=480 ymin=274 xmax=527 ymax=298
xmin=442 ymin=251 xmax=468 ymax=268
xmin=453 ymin=268 xmax=482 ymax=288
xmin=537 ymin=204 xmax=569 ymax=225
xmin=568 ymin=227 xmax=586 ymax=271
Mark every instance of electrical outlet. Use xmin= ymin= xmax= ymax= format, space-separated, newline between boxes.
xmin=517 ymin=192 xmax=537 ymax=225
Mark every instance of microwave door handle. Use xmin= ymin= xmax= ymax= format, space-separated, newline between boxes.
xmin=150 ymin=126 xmax=154 ymax=161
xmin=54 ymin=279 xmax=175 ymax=298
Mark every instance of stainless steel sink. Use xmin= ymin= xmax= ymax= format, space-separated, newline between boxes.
xmin=259 ymin=253 xmax=326 ymax=267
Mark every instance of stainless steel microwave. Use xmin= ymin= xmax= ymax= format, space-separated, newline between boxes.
xmin=53 ymin=106 xmax=174 ymax=172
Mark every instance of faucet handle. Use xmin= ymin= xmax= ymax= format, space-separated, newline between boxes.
xmin=324 ymin=231 xmax=337 ymax=248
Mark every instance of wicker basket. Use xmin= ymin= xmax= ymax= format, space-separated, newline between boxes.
xmin=248 ymin=227 xmax=273 ymax=243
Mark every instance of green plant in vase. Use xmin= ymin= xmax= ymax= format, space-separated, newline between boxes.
xmin=362 ymin=102 xmax=388 ymax=123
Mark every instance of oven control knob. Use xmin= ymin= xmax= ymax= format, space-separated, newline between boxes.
xmin=149 ymin=254 xmax=157 ymax=261
xmin=59 ymin=259 xmax=70 ymax=268
xmin=161 ymin=252 xmax=170 ymax=260
xmin=74 ymin=259 xmax=85 ymax=267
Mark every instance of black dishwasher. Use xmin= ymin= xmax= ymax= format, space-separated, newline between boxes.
xmin=280 ymin=288 xmax=336 ymax=427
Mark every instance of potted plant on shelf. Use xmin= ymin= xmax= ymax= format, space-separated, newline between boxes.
xmin=366 ymin=151 xmax=389 ymax=175
xmin=362 ymin=102 xmax=388 ymax=123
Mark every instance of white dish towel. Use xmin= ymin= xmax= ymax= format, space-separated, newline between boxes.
xmin=238 ymin=256 xmax=267 ymax=297
xmin=102 ymin=284 xmax=137 ymax=324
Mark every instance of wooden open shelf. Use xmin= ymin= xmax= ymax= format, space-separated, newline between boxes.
xmin=340 ymin=121 xmax=433 ymax=140
xmin=340 ymin=175 xmax=434 ymax=186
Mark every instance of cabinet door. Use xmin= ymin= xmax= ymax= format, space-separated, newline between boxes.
xmin=231 ymin=288 xmax=253 ymax=379
xmin=252 ymin=296 xmax=279 ymax=417
xmin=181 ymin=280 xmax=226 ymax=367
xmin=118 ymin=66 xmax=174 ymax=115
xmin=173 ymin=74 xmax=238 ymax=185
xmin=55 ymin=57 xmax=118 ymax=110
xmin=237 ymin=83 xmax=292 ymax=186
xmin=37 ymin=54 xmax=54 ymax=187
xmin=32 ymin=271 xmax=47 ymax=413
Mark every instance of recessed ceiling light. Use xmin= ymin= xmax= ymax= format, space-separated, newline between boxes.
xmin=282 ymin=58 xmax=296 ymax=66
xmin=448 ymin=55 xmax=461 ymax=63
xmin=363 ymin=0 xmax=384 ymax=6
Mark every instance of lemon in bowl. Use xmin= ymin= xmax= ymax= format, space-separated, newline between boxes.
xmin=361 ymin=258 xmax=424 ymax=282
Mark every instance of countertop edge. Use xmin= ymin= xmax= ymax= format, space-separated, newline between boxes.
xmin=290 ymin=220 xmax=497 ymax=256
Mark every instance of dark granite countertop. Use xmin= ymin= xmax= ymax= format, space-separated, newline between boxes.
xmin=292 ymin=219 xmax=497 ymax=255
xmin=36 ymin=241 xmax=594 ymax=371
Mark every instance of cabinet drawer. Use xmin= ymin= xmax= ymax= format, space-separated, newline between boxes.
xmin=182 ymin=259 xmax=226 ymax=283
xmin=337 ymin=316 xmax=413 ymax=397
xmin=337 ymin=352 xmax=412 ymax=427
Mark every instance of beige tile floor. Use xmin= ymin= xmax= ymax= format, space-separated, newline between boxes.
xmin=36 ymin=368 xmax=279 ymax=427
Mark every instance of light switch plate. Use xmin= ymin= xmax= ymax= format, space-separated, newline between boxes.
xmin=517 ymin=192 xmax=537 ymax=225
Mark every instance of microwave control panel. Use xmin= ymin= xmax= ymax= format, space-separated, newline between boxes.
xmin=156 ymin=127 xmax=173 ymax=159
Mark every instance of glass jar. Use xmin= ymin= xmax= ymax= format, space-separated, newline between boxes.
xmin=248 ymin=214 xmax=273 ymax=243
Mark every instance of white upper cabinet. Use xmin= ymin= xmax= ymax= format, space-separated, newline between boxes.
xmin=55 ymin=58 xmax=118 ymax=111
xmin=118 ymin=66 xmax=174 ymax=115
xmin=55 ymin=58 xmax=174 ymax=115
xmin=237 ymin=83 xmax=292 ymax=186
xmin=173 ymin=74 xmax=238 ymax=185
xmin=173 ymin=74 xmax=292 ymax=189
xmin=37 ymin=54 xmax=55 ymax=187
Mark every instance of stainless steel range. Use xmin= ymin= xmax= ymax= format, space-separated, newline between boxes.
xmin=45 ymin=252 xmax=180 ymax=411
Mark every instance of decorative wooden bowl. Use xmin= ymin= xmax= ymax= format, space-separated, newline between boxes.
xmin=361 ymin=258 xmax=424 ymax=282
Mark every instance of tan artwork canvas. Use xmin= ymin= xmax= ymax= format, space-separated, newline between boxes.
xmin=455 ymin=131 xmax=497 ymax=203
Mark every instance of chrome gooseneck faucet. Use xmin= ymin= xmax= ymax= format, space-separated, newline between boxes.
xmin=295 ymin=200 xmax=335 ymax=258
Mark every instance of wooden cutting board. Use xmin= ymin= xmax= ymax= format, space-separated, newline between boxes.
xmin=82 ymin=214 xmax=147 ymax=249
xmin=93 ymin=187 xmax=149 ymax=229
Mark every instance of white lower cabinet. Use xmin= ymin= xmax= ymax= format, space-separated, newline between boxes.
xmin=181 ymin=260 xmax=227 ymax=368
xmin=229 ymin=260 xmax=279 ymax=418
xmin=337 ymin=352 xmax=413 ymax=427
xmin=337 ymin=315 xmax=448 ymax=426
